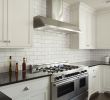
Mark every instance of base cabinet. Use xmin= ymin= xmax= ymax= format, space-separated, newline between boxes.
xmin=14 ymin=97 xmax=28 ymax=100
xmin=0 ymin=77 xmax=50 ymax=100
xmin=101 ymin=65 xmax=110 ymax=92
xmin=88 ymin=66 xmax=100 ymax=96
xmin=29 ymin=89 xmax=48 ymax=100
xmin=89 ymin=65 xmax=110 ymax=97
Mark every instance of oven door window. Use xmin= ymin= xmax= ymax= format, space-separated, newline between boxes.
xmin=57 ymin=82 xmax=74 ymax=97
xmin=80 ymin=78 xmax=86 ymax=88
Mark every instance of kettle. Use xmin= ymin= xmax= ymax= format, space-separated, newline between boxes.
xmin=105 ymin=56 xmax=110 ymax=64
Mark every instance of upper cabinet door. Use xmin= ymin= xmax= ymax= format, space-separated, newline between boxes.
xmin=97 ymin=11 xmax=110 ymax=49
xmin=0 ymin=0 xmax=8 ymax=47
xmin=8 ymin=0 xmax=32 ymax=48
xmin=71 ymin=2 xmax=96 ymax=49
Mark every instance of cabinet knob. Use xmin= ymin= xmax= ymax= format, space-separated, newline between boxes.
xmin=3 ymin=40 xmax=10 ymax=43
xmin=23 ymin=87 xmax=29 ymax=91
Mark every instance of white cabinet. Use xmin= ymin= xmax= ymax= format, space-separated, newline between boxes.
xmin=14 ymin=96 xmax=28 ymax=100
xmin=96 ymin=9 xmax=110 ymax=49
xmin=0 ymin=77 xmax=50 ymax=100
xmin=29 ymin=89 xmax=48 ymax=100
xmin=100 ymin=65 xmax=110 ymax=92
xmin=0 ymin=0 xmax=32 ymax=48
xmin=88 ymin=66 xmax=100 ymax=96
xmin=71 ymin=2 xmax=96 ymax=49
xmin=88 ymin=65 xmax=110 ymax=95
xmin=0 ymin=0 xmax=8 ymax=47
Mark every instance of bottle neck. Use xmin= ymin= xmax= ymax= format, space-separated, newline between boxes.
xmin=23 ymin=59 xmax=25 ymax=63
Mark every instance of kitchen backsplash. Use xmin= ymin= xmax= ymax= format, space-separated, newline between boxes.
xmin=91 ymin=50 xmax=110 ymax=62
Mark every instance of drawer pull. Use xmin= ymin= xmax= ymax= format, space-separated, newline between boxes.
xmin=23 ymin=87 xmax=29 ymax=91
xmin=3 ymin=40 xmax=10 ymax=43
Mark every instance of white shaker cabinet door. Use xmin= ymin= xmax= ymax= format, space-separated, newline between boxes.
xmin=97 ymin=12 xmax=110 ymax=49
xmin=79 ymin=3 xmax=96 ymax=49
xmin=7 ymin=0 xmax=32 ymax=48
xmin=88 ymin=66 xmax=100 ymax=96
xmin=29 ymin=89 xmax=48 ymax=100
xmin=101 ymin=66 xmax=110 ymax=91
xmin=14 ymin=96 xmax=28 ymax=100
xmin=0 ymin=0 xmax=8 ymax=47
xmin=79 ymin=6 xmax=88 ymax=49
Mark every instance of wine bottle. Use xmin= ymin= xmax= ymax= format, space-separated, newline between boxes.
xmin=9 ymin=56 xmax=12 ymax=81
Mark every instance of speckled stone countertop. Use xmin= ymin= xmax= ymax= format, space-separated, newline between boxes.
xmin=0 ymin=92 xmax=12 ymax=100
xmin=0 ymin=70 xmax=51 ymax=87
xmin=74 ymin=61 xmax=110 ymax=67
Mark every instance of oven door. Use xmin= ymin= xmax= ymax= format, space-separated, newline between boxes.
xmin=77 ymin=73 xmax=88 ymax=95
xmin=51 ymin=78 xmax=77 ymax=100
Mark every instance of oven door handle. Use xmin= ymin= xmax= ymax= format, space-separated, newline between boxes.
xmin=53 ymin=78 xmax=76 ymax=87
xmin=77 ymin=73 xmax=88 ymax=78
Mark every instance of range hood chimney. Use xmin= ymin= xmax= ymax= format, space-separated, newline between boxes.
xmin=33 ymin=0 xmax=80 ymax=33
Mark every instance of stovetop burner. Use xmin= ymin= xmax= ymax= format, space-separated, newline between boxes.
xmin=32 ymin=64 xmax=79 ymax=74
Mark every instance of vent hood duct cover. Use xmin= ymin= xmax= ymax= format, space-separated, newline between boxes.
xmin=33 ymin=0 xmax=80 ymax=33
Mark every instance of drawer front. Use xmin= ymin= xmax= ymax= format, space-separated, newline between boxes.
xmin=0 ymin=77 xmax=49 ymax=98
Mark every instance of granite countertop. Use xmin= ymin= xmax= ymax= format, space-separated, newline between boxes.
xmin=74 ymin=61 xmax=110 ymax=67
xmin=0 ymin=70 xmax=51 ymax=87
xmin=0 ymin=92 xmax=12 ymax=100
xmin=0 ymin=60 xmax=110 ymax=87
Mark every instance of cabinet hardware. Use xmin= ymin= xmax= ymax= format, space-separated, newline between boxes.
xmin=3 ymin=40 xmax=10 ymax=43
xmin=23 ymin=87 xmax=29 ymax=91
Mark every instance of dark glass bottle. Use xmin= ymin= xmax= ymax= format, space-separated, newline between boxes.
xmin=22 ymin=58 xmax=26 ymax=79
xmin=15 ymin=63 xmax=18 ymax=81
xmin=9 ymin=56 xmax=12 ymax=81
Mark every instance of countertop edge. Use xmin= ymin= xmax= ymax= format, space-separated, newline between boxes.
xmin=0 ymin=74 xmax=51 ymax=87
xmin=0 ymin=91 xmax=12 ymax=100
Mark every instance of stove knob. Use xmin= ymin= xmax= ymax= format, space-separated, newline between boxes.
xmin=81 ymin=70 xmax=87 ymax=73
xmin=55 ymin=76 xmax=62 ymax=80
xmin=71 ymin=73 xmax=75 ymax=76
xmin=55 ymin=77 xmax=59 ymax=80
xmin=74 ymin=72 xmax=80 ymax=75
xmin=59 ymin=76 xmax=62 ymax=79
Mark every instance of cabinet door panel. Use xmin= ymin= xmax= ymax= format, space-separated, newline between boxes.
xmin=102 ymin=67 xmax=110 ymax=91
xmin=89 ymin=66 xmax=100 ymax=96
xmin=0 ymin=0 xmax=3 ymax=42
xmin=97 ymin=13 xmax=110 ymax=49
xmin=8 ymin=0 xmax=31 ymax=47
xmin=79 ymin=7 xmax=88 ymax=49
xmin=14 ymin=97 xmax=28 ymax=100
xmin=29 ymin=89 xmax=47 ymax=100
xmin=0 ymin=0 xmax=8 ymax=47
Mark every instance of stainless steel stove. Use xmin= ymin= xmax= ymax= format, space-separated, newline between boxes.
xmin=31 ymin=63 xmax=88 ymax=100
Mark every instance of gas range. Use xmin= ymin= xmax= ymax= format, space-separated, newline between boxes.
xmin=31 ymin=64 xmax=88 ymax=82
xmin=31 ymin=63 xmax=88 ymax=100
xmin=31 ymin=64 xmax=80 ymax=73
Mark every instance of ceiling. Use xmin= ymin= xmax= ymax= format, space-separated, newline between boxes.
xmin=64 ymin=0 xmax=110 ymax=10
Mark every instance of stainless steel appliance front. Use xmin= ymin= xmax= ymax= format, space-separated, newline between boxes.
xmin=51 ymin=73 xmax=88 ymax=100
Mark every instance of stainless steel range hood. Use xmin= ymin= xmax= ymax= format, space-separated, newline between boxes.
xmin=33 ymin=0 xmax=80 ymax=33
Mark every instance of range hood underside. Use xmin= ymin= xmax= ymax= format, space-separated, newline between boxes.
xmin=34 ymin=16 xmax=80 ymax=33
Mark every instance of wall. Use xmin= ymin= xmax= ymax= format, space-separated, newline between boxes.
xmin=0 ymin=0 xmax=91 ymax=73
